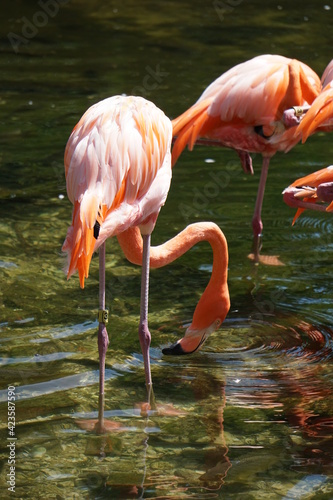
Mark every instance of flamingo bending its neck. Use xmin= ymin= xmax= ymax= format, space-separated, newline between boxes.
xmin=62 ymin=95 xmax=230 ymax=432
xmin=171 ymin=54 xmax=321 ymax=262
xmin=62 ymin=95 xmax=172 ymax=431
xmin=117 ymin=221 xmax=230 ymax=355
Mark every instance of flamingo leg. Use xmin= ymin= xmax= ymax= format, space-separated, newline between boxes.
xmin=236 ymin=149 xmax=254 ymax=175
xmin=139 ymin=233 xmax=152 ymax=388
xmin=96 ymin=242 xmax=109 ymax=433
xmin=252 ymin=156 xmax=270 ymax=262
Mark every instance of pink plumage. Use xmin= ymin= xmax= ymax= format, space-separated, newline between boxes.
xmin=62 ymin=95 xmax=172 ymax=287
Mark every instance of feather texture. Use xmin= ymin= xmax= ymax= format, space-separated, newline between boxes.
xmin=172 ymin=54 xmax=321 ymax=165
xmin=62 ymin=95 xmax=172 ymax=287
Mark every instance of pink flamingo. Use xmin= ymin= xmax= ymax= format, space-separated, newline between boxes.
xmin=283 ymin=60 xmax=333 ymax=221
xmin=171 ymin=54 xmax=321 ymax=262
xmin=283 ymin=166 xmax=333 ymax=223
xmin=62 ymin=95 xmax=230 ymax=432
xmin=288 ymin=59 xmax=333 ymax=140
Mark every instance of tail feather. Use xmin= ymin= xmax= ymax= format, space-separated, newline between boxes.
xmin=277 ymin=60 xmax=320 ymax=119
xmin=298 ymin=85 xmax=333 ymax=142
xmin=172 ymin=98 xmax=212 ymax=166
xmin=299 ymin=63 xmax=321 ymax=104
xmin=292 ymin=207 xmax=305 ymax=225
xmin=289 ymin=166 xmax=333 ymax=189
xmin=189 ymin=107 xmax=212 ymax=149
xmin=292 ymin=197 xmax=317 ymax=225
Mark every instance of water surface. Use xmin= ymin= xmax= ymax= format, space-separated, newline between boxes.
xmin=1 ymin=1 xmax=333 ymax=498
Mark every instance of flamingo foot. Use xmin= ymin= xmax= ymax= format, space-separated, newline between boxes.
xmin=248 ymin=233 xmax=285 ymax=266
xmin=248 ymin=252 xmax=285 ymax=266
xmin=75 ymin=418 xmax=122 ymax=433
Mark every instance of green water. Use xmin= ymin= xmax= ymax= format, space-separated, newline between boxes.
xmin=1 ymin=1 xmax=333 ymax=498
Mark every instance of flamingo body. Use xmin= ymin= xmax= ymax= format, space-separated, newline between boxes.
xmin=283 ymin=60 xmax=333 ymax=223
xmin=296 ymin=59 xmax=333 ymax=141
xmin=172 ymin=54 xmax=321 ymax=260
xmin=62 ymin=95 xmax=172 ymax=431
xmin=63 ymin=95 xmax=172 ymax=288
xmin=172 ymin=54 xmax=320 ymax=164
xmin=62 ymin=96 xmax=230 ymax=431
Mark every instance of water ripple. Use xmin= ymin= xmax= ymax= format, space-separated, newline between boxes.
xmin=210 ymin=317 xmax=333 ymax=366
xmin=0 ymin=351 xmax=75 ymax=366
xmin=0 ymin=368 xmax=118 ymax=403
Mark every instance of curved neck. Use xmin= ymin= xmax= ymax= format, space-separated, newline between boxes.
xmin=117 ymin=222 xmax=227 ymax=273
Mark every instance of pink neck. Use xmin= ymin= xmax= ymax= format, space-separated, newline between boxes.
xmin=117 ymin=221 xmax=229 ymax=306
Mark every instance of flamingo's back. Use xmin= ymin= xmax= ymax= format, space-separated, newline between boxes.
xmin=62 ymin=95 xmax=172 ymax=288
xmin=172 ymin=54 xmax=321 ymax=165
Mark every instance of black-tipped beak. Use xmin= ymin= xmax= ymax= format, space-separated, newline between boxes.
xmin=162 ymin=341 xmax=187 ymax=356
xmin=162 ymin=330 xmax=208 ymax=356
xmin=162 ymin=321 xmax=220 ymax=356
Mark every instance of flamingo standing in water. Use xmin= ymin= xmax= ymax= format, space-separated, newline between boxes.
xmin=62 ymin=95 xmax=230 ymax=432
xmin=172 ymin=54 xmax=321 ymax=262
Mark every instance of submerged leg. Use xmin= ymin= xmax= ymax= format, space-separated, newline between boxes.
xmin=139 ymin=234 xmax=152 ymax=388
xmin=96 ymin=242 xmax=109 ymax=434
xmin=252 ymin=157 xmax=270 ymax=262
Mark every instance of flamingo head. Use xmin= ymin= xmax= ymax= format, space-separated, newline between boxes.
xmin=162 ymin=288 xmax=230 ymax=355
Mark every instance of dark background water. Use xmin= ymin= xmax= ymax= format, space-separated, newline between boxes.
xmin=0 ymin=1 xmax=333 ymax=498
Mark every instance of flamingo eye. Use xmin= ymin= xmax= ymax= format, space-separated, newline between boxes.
xmin=214 ymin=319 xmax=222 ymax=329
